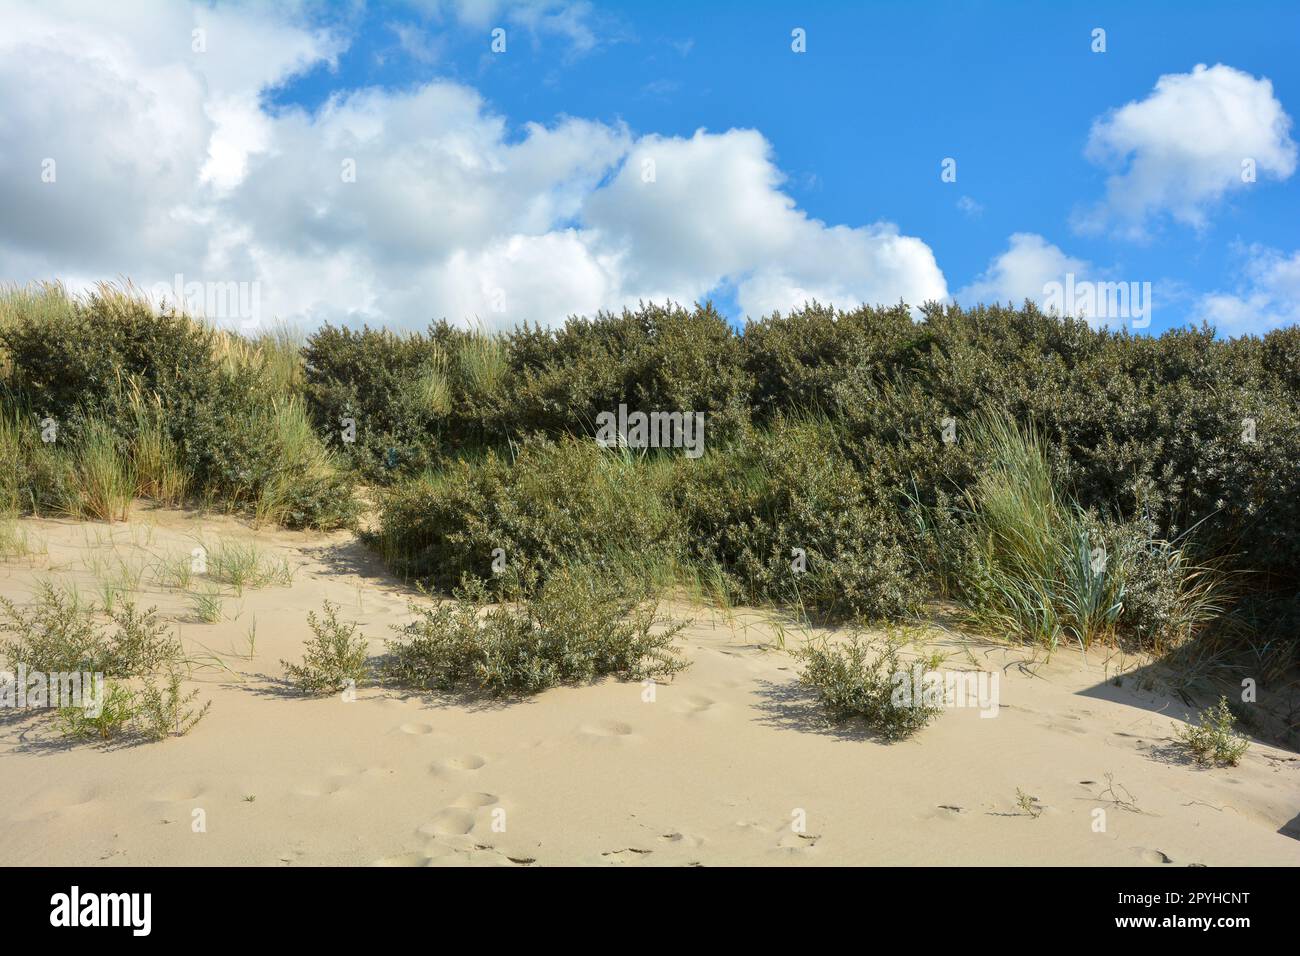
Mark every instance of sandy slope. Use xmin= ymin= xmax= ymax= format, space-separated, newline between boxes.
xmin=1 ymin=510 xmax=1297 ymax=867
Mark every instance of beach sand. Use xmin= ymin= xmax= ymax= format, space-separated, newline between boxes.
xmin=2 ymin=510 xmax=1297 ymax=866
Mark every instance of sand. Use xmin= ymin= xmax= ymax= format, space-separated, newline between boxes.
xmin=1 ymin=509 xmax=1297 ymax=866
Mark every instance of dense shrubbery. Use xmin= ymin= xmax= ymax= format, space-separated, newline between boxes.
xmin=668 ymin=416 xmax=924 ymax=620
xmin=347 ymin=298 xmax=1297 ymax=671
xmin=371 ymin=435 xmax=681 ymax=593
xmin=3 ymin=281 xmax=1296 ymax=672
xmin=0 ymin=283 xmax=356 ymax=529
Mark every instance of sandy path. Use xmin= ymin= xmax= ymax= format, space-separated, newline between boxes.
xmin=1 ymin=511 xmax=1297 ymax=866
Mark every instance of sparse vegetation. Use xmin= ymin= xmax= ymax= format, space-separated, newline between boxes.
xmin=382 ymin=569 xmax=689 ymax=696
xmin=797 ymin=631 xmax=946 ymax=740
xmin=203 ymin=537 xmax=293 ymax=593
xmin=0 ymin=581 xmax=181 ymax=677
xmin=0 ymin=579 xmax=209 ymax=744
xmin=1175 ymin=696 xmax=1251 ymax=767
xmin=136 ymin=667 xmax=212 ymax=740
xmin=282 ymin=601 xmax=369 ymax=695
xmin=188 ymin=587 xmax=224 ymax=624
xmin=1015 ymin=788 xmax=1043 ymax=818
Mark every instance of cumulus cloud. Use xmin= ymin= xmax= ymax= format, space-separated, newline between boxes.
xmin=0 ymin=1 xmax=949 ymax=329
xmin=956 ymin=233 xmax=1090 ymax=307
xmin=1193 ymin=243 xmax=1300 ymax=335
xmin=1074 ymin=63 xmax=1297 ymax=239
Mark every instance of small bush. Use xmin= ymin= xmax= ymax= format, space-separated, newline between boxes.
xmin=798 ymin=631 xmax=946 ymax=740
xmin=1175 ymin=696 xmax=1250 ymax=767
xmin=373 ymin=436 xmax=681 ymax=594
xmin=382 ymin=569 xmax=689 ymax=696
xmin=281 ymin=601 xmax=370 ymax=695
xmin=55 ymin=670 xmax=209 ymax=742
xmin=56 ymin=682 xmax=136 ymax=741
xmin=136 ymin=667 xmax=211 ymax=740
xmin=0 ymin=581 xmax=182 ymax=677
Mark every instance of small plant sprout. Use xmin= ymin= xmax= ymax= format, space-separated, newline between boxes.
xmin=1015 ymin=788 xmax=1042 ymax=818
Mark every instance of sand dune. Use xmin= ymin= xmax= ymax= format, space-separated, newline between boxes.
xmin=1 ymin=510 xmax=1297 ymax=866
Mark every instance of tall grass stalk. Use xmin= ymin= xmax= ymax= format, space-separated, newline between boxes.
xmin=67 ymin=418 xmax=136 ymax=523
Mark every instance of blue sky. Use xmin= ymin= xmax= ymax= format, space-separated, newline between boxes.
xmin=3 ymin=0 xmax=1299 ymax=335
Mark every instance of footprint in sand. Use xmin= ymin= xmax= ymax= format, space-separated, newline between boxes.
xmin=578 ymin=720 xmax=636 ymax=743
xmin=398 ymin=722 xmax=436 ymax=736
xmin=13 ymin=786 xmax=102 ymax=821
xmin=658 ymin=831 xmax=705 ymax=848
xmin=418 ymin=808 xmax=477 ymax=836
xmin=149 ymin=781 xmax=210 ymax=803
xmin=673 ymin=695 xmax=722 ymax=719
xmin=452 ymin=792 xmax=499 ymax=808
xmin=434 ymin=754 xmax=488 ymax=773
xmin=291 ymin=778 xmax=349 ymax=798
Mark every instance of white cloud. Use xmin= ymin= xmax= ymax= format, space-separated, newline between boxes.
xmin=408 ymin=0 xmax=607 ymax=56
xmin=1193 ymin=243 xmax=1300 ymax=335
xmin=1074 ymin=63 xmax=1297 ymax=239
xmin=0 ymin=2 xmax=949 ymax=330
xmin=956 ymin=233 xmax=1090 ymax=307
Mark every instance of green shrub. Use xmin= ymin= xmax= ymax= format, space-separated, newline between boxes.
xmin=798 ymin=631 xmax=946 ymax=740
xmin=925 ymin=414 xmax=1224 ymax=652
xmin=56 ymin=682 xmax=136 ymax=741
xmin=0 ymin=283 xmax=222 ymax=431
xmin=373 ymin=435 xmax=681 ymax=593
xmin=507 ymin=302 xmax=752 ymax=442
xmin=302 ymin=323 xmax=453 ymax=479
xmin=670 ymin=416 xmax=924 ymax=621
xmin=135 ymin=667 xmax=211 ymax=740
xmin=1175 ymin=696 xmax=1250 ymax=767
xmin=281 ymin=601 xmax=370 ymax=694
xmin=55 ymin=670 xmax=209 ymax=742
xmin=382 ymin=569 xmax=688 ymax=696
xmin=0 ymin=283 xmax=357 ymax=529
xmin=0 ymin=582 xmax=182 ymax=677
